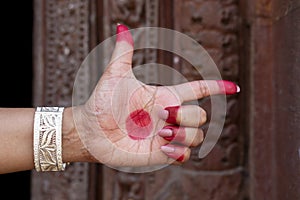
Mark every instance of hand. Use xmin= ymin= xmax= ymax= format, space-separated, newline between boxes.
xmin=73 ymin=24 xmax=239 ymax=168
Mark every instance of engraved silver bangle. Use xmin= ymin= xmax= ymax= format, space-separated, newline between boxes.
xmin=33 ymin=107 xmax=68 ymax=172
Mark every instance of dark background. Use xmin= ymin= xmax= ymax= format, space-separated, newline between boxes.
xmin=0 ymin=1 xmax=33 ymax=199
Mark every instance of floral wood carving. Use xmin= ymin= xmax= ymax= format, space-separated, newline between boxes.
xmin=32 ymin=0 xmax=93 ymax=199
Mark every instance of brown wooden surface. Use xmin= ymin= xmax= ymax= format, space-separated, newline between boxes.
xmin=245 ymin=0 xmax=276 ymax=199
xmin=273 ymin=1 xmax=300 ymax=199
xmin=246 ymin=0 xmax=300 ymax=199
xmin=31 ymin=0 xmax=98 ymax=199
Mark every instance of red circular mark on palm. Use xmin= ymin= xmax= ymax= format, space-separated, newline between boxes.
xmin=126 ymin=109 xmax=153 ymax=140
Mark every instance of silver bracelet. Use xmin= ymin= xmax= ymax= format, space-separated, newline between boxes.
xmin=33 ymin=107 xmax=68 ymax=172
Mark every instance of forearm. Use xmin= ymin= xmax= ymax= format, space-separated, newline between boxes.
xmin=0 ymin=107 xmax=91 ymax=174
xmin=0 ymin=108 xmax=35 ymax=173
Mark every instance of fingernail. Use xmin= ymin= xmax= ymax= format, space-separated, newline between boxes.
xmin=116 ymin=23 xmax=134 ymax=46
xmin=158 ymin=129 xmax=173 ymax=137
xmin=158 ymin=109 xmax=169 ymax=120
xmin=164 ymin=106 xmax=180 ymax=124
xmin=162 ymin=126 xmax=185 ymax=142
xmin=236 ymin=85 xmax=241 ymax=93
xmin=116 ymin=23 xmax=128 ymax=34
xmin=217 ymin=80 xmax=240 ymax=95
xmin=161 ymin=145 xmax=175 ymax=153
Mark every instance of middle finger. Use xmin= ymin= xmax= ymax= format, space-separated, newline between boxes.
xmin=162 ymin=105 xmax=207 ymax=127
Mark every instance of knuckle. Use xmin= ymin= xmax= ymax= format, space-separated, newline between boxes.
xmin=199 ymin=108 xmax=207 ymax=125
xmin=199 ymin=81 xmax=210 ymax=97
xmin=183 ymin=148 xmax=191 ymax=161
xmin=190 ymin=129 xmax=204 ymax=146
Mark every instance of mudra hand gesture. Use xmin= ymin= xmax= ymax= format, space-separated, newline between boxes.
xmin=74 ymin=24 xmax=240 ymax=168
xmin=0 ymin=24 xmax=239 ymax=174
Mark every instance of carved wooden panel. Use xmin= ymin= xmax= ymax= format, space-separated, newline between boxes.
xmin=31 ymin=0 xmax=300 ymax=199
xmin=102 ymin=0 xmax=160 ymax=84
xmin=32 ymin=0 xmax=246 ymax=199
xmin=99 ymin=0 xmax=246 ymax=200
xmin=32 ymin=0 xmax=98 ymax=199
xmin=101 ymin=0 xmax=160 ymax=199
xmin=174 ymin=0 xmax=242 ymax=197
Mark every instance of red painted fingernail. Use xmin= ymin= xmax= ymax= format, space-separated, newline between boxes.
xmin=217 ymin=80 xmax=240 ymax=95
xmin=163 ymin=126 xmax=185 ymax=142
xmin=161 ymin=145 xmax=185 ymax=161
xmin=164 ymin=106 xmax=180 ymax=124
xmin=176 ymin=154 xmax=185 ymax=162
xmin=116 ymin=23 xmax=134 ymax=46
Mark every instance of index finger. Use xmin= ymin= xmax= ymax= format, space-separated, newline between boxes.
xmin=173 ymin=80 xmax=240 ymax=103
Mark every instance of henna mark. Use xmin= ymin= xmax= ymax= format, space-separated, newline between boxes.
xmin=126 ymin=109 xmax=153 ymax=140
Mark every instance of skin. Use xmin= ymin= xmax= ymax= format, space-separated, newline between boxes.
xmin=72 ymin=24 xmax=240 ymax=167
xmin=0 ymin=24 xmax=239 ymax=174
xmin=0 ymin=107 xmax=89 ymax=174
xmin=126 ymin=109 xmax=153 ymax=140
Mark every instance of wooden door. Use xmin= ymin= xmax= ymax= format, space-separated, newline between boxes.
xmin=31 ymin=0 xmax=300 ymax=199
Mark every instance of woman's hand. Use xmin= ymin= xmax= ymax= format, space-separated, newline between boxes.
xmin=73 ymin=24 xmax=239 ymax=168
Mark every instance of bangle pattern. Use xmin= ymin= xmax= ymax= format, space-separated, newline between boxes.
xmin=34 ymin=107 xmax=68 ymax=171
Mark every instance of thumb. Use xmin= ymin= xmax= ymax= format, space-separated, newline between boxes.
xmin=108 ymin=24 xmax=134 ymax=75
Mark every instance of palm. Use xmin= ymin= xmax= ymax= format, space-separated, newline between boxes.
xmin=77 ymin=24 xmax=238 ymax=169
xmin=87 ymin=65 xmax=181 ymax=166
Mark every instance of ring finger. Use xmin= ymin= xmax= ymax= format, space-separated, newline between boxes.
xmin=158 ymin=125 xmax=204 ymax=147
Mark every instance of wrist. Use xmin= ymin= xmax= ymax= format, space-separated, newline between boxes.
xmin=62 ymin=107 xmax=95 ymax=163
